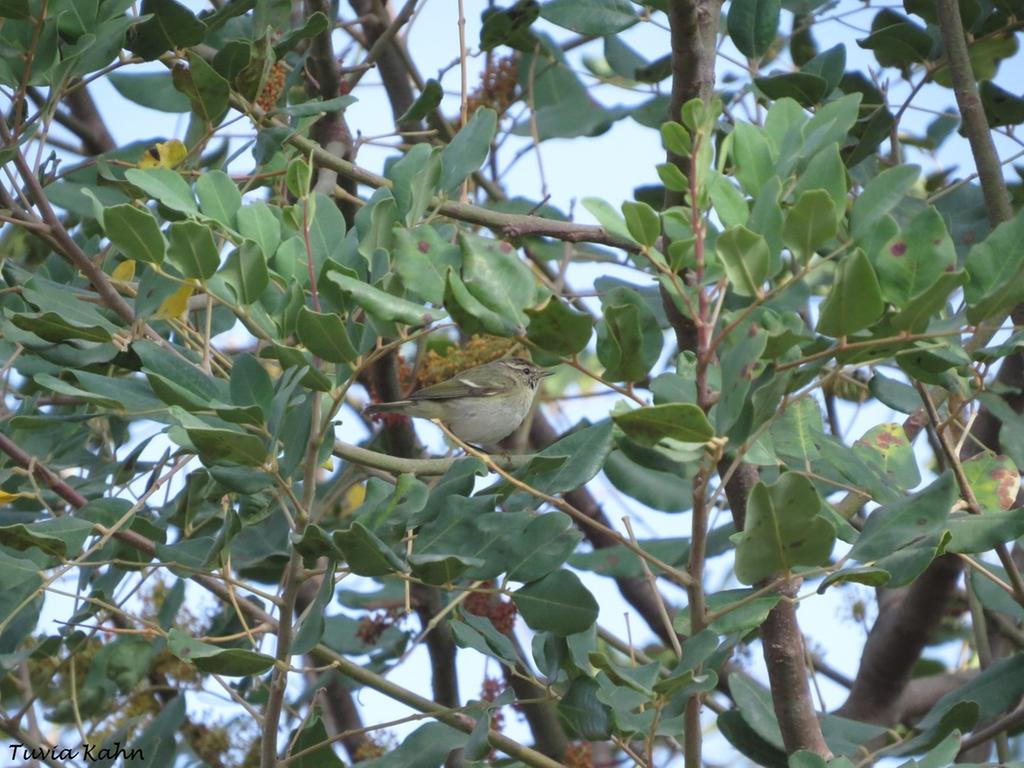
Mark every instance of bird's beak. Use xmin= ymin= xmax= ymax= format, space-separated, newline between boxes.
xmin=540 ymin=369 xmax=556 ymax=378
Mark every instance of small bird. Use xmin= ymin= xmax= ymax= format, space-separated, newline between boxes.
xmin=364 ymin=357 xmax=553 ymax=445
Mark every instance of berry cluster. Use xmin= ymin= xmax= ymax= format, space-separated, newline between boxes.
xmin=466 ymin=55 xmax=519 ymax=118
xmin=356 ymin=608 xmax=401 ymax=646
xmin=256 ymin=60 xmax=287 ymax=112
xmin=414 ymin=335 xmax=520 ymax=389
xmin=464 ymin=581 xmax=518 ymax=635
xmin=480 ymin=677 xmax=507 ymax=732
xmin=564 ymin=741 xmax=593 ymax=768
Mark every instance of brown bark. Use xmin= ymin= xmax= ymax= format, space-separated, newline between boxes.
xmin=761 ymin=581 xmax=832 ymax=757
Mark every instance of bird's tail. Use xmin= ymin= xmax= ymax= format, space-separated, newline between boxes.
xmin=363 ymin=401 xmax=411 ymax=416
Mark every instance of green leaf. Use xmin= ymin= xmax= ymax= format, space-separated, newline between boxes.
xmin=748 ymin=176 xmax=784 ymax=267
xmin=621 ymin=200 xmax=660 ymax=247
xmin=816 ymin=250 xmax=884 ymax=337
xmin=11 ymin=312 xmax=112 ymax=343
xmin=661 ymin=121 xmax=692 ymax=156
xmin=524 ymin=298 xmax=592 ymax=356
xmin=459 ymin=232 xmax=536 ymax=330
xmin=286 ymin=707 xmax=346 ymax=768
xmin=849 ymin=473 xmax=957 ymax=563
xmin=583 ymin=196 xmax=634 ymax=242
xmin=0 ymin=518 xmax=95 ymax=558
xmin=296 ymin=306 xmax=357 ymax=363
xmin=818 ymin=566 xmax=891 ymax=592
xmin=731 ymin=123 xmax=775 ymax=196
xmin=221 ymin=242 xmax=269 ymax=305
xmin=718 ymin=320 xmax=769 ymax=435
xmin=675 ymin=588 xmax=781 ymax=635
xmin=506 ymin=512 xmax=584 ymax=582
xmin=890 ymin=269 xmax=965 ymax=334
xmin=947 ymin=508 xmax=1024 ymax=555
xmin=918 ymin=655 xmax=1024 ymax=732
xmin=557 ymin=678 xmax=613 ymax=740
xmin=793 ymin=143 xmax=847 ymax=216
xmin=613 ymin=403 xmax=713 ymax=446
xmin=708 ymin=170 xmax=749 ymax=228
xmin=334 ymin=522 xmax=407 ymax=577
xmin=277 ymin=95 xmax=356 ymax=117
xmin=172 ymin=52 xmax=230 ymax=124
xmin=0 ymin=0 xmax=29 ymax=19
xmin=657 ymin=161 xmax=689 ymax=192
xmin=398 ymin=78 xmax=443 ymax=123
xmin=719 ymin=709 xmax=787 ymax=767
xmin=108 ymin=71 xmax=191 ymax=112
xmin=166 ymin=628 xmax=274 ymax=675
xmin=933 ymin=34 xmax=1018 ymax=87
xmin=734 ymin=473 xmax=835 ymax=584
xmin=717 ymin=225 xmax=770 ymax=297
xmin=851 ymin=164 xmax=920 ymax=239
xmin=103 ymin=204 xmax=166 ymax=264
xmin=513 ymin=570 xmax=599 ymax=636
xmin=388 ymin=144 xmax=441 ymax=226
xmin=0 ymin=549 xmax=42 ymax=654
xmin=444 ymin=269 xmax=517 ymax=336
xmin=166 ymin=220 xmax=219 ymax=279
xmin=857 ymin=11 xmax=935 ymax=70
xmin=980 ymin=80 xmax=1024 ymax=128
xmin=272 ymin=11 xmax=329 ymax=56
xmin=195 ymin=169 xmax=242 ymax=228
xmin=125 ymin=167 xmax=197 ymax=215
xmin=291 ymin=561 xmax=335 ymax=655
xmin=237 ymin=201 xmax=281 ymax=260
xmin=285 ymin=156 xmax=312 ymax=200
xmin=730 ymin=673 xmax=784 ymax=748
xmin=440 ymin=108 xmax=497 ymax=192
xmin=171 ymin=408 xmax=268 ymax=466
xmin=596 ymin=287 xmax=663 ymax=382
xmin=481 ymin=7 xmax=538 ymax=52
xmin=128 ymin=0 xmax=206 ymax=60
xmin=540 ymin=0 xmax=636 ymax=35
xmin=964 ymin=208 xmax=1024 ymax=324
xmin=409 ymin=553 xmax=483 ymax=585
xmin=873 ymin=206 xmax=956 ymax=308
xmin=604 ymin=449 xmax=692 ymax=512
xmin=783 ymin=189 xmax=838 ymax=264
xmin=755 ymin=72 xmax=828 ymax=107
xmin=800 ymin=94 xmax=861 ymax=160
xmin=728 ymin=0 xmax=781 ymax=59
xmin=327 ymin=271 xmax=441 ymax=326
xmin=800 ymin=43 xmax=846 ymax=95
xmin=868 ymin=372 xmax=922 ymax=414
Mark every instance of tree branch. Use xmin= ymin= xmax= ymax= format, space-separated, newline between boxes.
xmin=935 ymin=0 xmax=1013 ymax=227
xmin=226 ymin=89 xmax=637 ymax=251
xmin=760 ymin=581 xmax=832 ymax=757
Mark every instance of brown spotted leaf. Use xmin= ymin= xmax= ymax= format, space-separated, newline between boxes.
xmin=963 ymin=453 xmax=1020 ymax=511
xmin=852 ymin=423 xmax=920 ymax=492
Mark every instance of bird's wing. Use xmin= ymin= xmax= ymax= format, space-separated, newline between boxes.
xmin=408 ymin=373 xmax=505 ymax=401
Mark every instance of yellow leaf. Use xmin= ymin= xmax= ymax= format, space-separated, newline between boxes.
xmin=137 ymin=139 xmax=188 ymax=169
xmin=111 ymin=259 xmax=136 ymax=282
xmin=0 ymin=490 xmax=34 ymax=503
xmin=342 ymin=482 xmax=366 ymax=512
xmin=321 ymin=457 xmax=334 ymax=471
xmin=155 ymin=284 xmax=194 ymax=320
